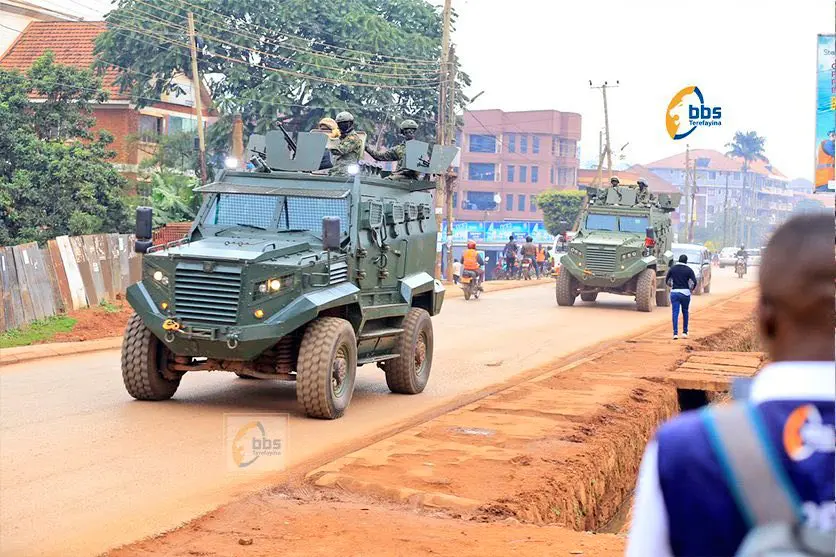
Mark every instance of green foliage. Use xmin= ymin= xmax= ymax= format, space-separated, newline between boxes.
xmin=137 ymin=131 xmax=198 ymax=174
xmin=99 ymin=300 xmax=120 ymax=313
xmin=725 ymin=131 xmax=767 ymax=169
xmin=149 ymin=172 xmax=200 ymax=227
xmin=536 ymin=190 xmax=586 ymax=235
xmin=96 ymin=0 xmax=470 ymax=150
xmin=793 ymin=197 xmax=827 ymax=214
xmin=0 ymin=315 xmax=77 ymax=349
xmin=0 ymin=53 xmax=129 ymax=245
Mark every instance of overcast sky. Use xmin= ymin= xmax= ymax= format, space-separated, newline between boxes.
xmin=52 ymin=0 xmax=833 ymax=179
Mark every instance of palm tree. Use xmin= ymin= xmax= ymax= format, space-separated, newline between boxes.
xmin=725 ymin=131 xmax=767 ymax=245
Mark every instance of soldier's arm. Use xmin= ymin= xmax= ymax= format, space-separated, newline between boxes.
xmin=332 ymin=136 xmax=362 ymax=155
xmin=365 ymin=145 xmax=400 ymax=161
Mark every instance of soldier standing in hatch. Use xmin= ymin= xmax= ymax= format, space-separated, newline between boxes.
xmin=328 ymin=111 xmax=365 ymax=176
xmin=365 ymin=119 xmax=420 ymax=180
xmin=635 ymin=178 xmax=654 ymax=204
xmin=610 ymin=176 xmax=620 ymax=187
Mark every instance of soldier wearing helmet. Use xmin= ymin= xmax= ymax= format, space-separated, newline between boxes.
xmin=328 ymin=111 xmax=365 ymax=176
xmin=365 ymin=119 xmax=420 ymax=180
xmin=635 ymin=177 xmax=654 ymax=205
xmin=610 ymin=176 xmax=620 ymax=187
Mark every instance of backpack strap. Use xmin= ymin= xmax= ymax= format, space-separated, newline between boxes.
xmin=701 ymin=403 xmax=804 ymax=527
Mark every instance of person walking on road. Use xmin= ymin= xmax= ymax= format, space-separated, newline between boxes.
xmin=452 ymin=259 xmax=462 ymax=285
xmin=665 ymin=254 xmax=697 ymax=339
xmin=503 ymin=235 xmax=518 ymax=276
xmin=627 ymin=213 xmax=835 ymax=557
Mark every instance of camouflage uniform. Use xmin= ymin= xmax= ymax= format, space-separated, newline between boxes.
xmin=635 ymin=178 xmax=654 ymax=204
xmin=328 ymin=130 xmax=364 ymax=176
xmin=366 ymin=143 xmax=418 ymax=180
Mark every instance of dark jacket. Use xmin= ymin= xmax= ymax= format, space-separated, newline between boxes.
xmin=665 ymin=263 xmax=697 ymax=291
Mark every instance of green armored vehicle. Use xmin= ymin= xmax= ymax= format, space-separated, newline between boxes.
xmin=555 ymin=186 xmax=681 ymax=312
xmin=124 ymin=131 xmax=458 ymax=419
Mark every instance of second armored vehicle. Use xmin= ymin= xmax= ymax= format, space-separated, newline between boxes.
xmin=555 ymin=186 xmax=681 ymax=311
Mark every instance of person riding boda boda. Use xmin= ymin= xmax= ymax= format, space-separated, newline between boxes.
xmin=536 ymin=244 xmax=547 ymax=274
xmin=521 ymin=236 xmax=539 ymax=279
xmin=736 ymin=244 xmax=748 ymax=274
xmin=462 ymin=240 xmax=485 ymax=289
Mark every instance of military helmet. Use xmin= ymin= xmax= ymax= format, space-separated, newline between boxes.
xmin=400 ymin=119 xmax=418 ymax=131
xmin=610 ymin=176 xmax=620 ymax=185
xmin=335 ymin=111 xmax=355 ymax=123
xmin=637 ymin=178 xmax=648 ymax=188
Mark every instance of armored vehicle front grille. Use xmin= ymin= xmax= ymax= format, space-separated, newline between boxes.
xmin=329 ymin=260 xmax=349 ymax=285
xmin=585 ymin=247 xmax=617 ymax=274
xmin=174 ymin=267 xmax=242 ymax=325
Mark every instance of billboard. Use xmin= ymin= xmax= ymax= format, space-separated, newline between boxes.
xmin=443 ymin=221 xmax=555 ymax=244
xmin=814 ymin=34 xmax=835 ymax=193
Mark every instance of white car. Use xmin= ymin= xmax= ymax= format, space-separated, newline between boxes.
xmin=745 ymin=248 xmax=762 ymax=266
xmin=718 ymin=247 xmax=738 ymax=268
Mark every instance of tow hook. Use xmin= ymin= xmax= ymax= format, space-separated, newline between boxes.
xmin=227 ymin=333 xmax=240 ymax=350
xmin=162 ymin=319 xmax=180 ymax=343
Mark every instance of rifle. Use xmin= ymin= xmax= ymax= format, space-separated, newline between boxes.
xmin=277 ymin=122 xmax=297 ymax=154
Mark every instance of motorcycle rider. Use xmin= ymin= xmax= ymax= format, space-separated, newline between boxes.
xmin=462 ymin=240 xmax=485 ymax=289
xmin=503 ymin=235 xmax=518 ymax=275
xmin=735 ymin=244 xmax=748 ymax=274
xmin=521 ymin=236 xmax=539 ymax=279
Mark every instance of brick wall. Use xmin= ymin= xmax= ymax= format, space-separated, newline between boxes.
xmin=91 ymin=107 xmax=137 ymax=164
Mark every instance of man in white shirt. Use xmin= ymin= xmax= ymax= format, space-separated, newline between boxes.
xmin=627 ymin=214 xmax=835 ymax=557
xmin=452 ymin=259 xmax=462 ymax=285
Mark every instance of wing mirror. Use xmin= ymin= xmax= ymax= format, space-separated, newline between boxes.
xmin=322 ymin=216 xmax=341 ymax=251
xmin=135 ymin=207 xmax=153 ymax=254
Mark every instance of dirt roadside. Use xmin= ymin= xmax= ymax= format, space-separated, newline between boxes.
xmin=108 ymin=289 xmax=760 ymax=557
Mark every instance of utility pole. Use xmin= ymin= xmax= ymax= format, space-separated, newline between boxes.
xmin=435 ymin=0 xmax=452 ymax=280
xmin=595 ymin=129 xmax=604 ymax=187
xmin=590 ymin=81 xmax=618 ymax=179
xmin=187 ymin=12 xmax=208 ymax=185
xmin=722 ymin=171 xmax=730 ymax=247
xmin=444 ymin=44 xmax=457 ymax=282
xmin=688 ymin=160 xmax=697 ymax=242
xmin=230 ymin=113 xmax=244 ymax=170
xmin=684 ymin=144 xmax=691 ymax=240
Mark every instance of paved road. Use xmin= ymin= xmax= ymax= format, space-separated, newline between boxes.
xmin=0 ymin=268 xmax=756 ymax=557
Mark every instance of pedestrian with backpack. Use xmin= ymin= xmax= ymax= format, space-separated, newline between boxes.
xmin=626 ymin=214 xmax=835 ymax=557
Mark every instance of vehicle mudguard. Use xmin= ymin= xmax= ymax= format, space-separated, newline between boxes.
xmin=400 ymin=272 xmax=444 ymax=315
xmin=265 ymin=282 xmax=360 ymax=332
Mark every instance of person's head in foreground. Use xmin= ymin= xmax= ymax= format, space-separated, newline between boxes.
xmin=626 ymin=213 xmax=835 ymax=557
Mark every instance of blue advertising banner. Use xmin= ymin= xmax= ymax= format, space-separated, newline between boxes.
xmin=815 ymin=34 xmax=835 ymax=193
xmin=443 ymin=221 xmax=555 ymax=244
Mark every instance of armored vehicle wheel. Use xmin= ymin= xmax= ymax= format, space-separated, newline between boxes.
xmin=122 ymin=313 xmax=180 ymax=400
xmin=234 ymin=372 xmax=260 ymax=379
xmin=555 ymin=269 xmax=577 ymax=306
xmin=296 ymin=318 xmax=357 ymax=419
xmin=656 ymin=282 xmax=671 ymax=307
xmin=580 ymin=292 xmax=598 ymax=302
xmin=636 ymin=269 xmax=655 ymax=312
xmin=383 ymin=308 xmax=433 ymax=394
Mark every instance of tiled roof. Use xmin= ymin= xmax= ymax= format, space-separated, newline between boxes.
xmin=0 ymin=21 xmax=127 ymax=99
xmin=644 ymin=149 xmax=786 ymax=179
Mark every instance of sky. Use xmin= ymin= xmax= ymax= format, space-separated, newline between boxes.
xmin=40 ymin=0 xmax=835 ymax=180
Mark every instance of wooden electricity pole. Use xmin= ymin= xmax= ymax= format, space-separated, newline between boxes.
xmin=231 ymin=113 xmax=244 ymax=170
xmin=722 ymin=171 xmax=730 ymax=247
xmin=684 ymin=145 xmax=691 ymax=240
xmin=688 ymin=160 xmax=697 ymax=242
xmin=187 ymin=12 xmax=208 ymax=184
xmin=590 ymin=81 xmax=618 ymax=179
xmin=444 ymin=45 xmax=457 ymax=282
xmin=435 ymin=0 xmax=452 ymax=280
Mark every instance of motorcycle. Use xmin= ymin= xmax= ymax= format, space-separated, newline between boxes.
xmin=735 ymin=256 xmax=746 ymax=279
xmin=460 ymin=270 xmax=482 ymax=300
xmin=521 ymin=257 xmax=535 ymax=280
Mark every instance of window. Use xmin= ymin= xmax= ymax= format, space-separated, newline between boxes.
xmin=468 ymin=163 xmax=496 ymax=181
xmin=530 ymin=197 xmax=537 ymax=212
xmin=505 ymin=194 xmax=513 ymax=211
xmin=507 ymin=133 xmax=516 ymax=153
xmin=452 ymin=192 xmax=458 ymax=209
xmin=733 ymin=172 xmax=741 ymax=180
xmin=518 ymin=194 xmax=526 ymax=211
xmin=206 ymin=194 xmax=349 ymax=233
xmin=520 ymin=135 xmax=528 ymax=153
xmin=168 ymin=115 xmax=197 ymax=135
xmin=619 ymin=216 xmax=649 ymax=233
xmin=550 ymin=167 xmax=555 ymax=185
xmin=507 ymin=165 xmax=515 ymax=182
xmin=708 ymin=171 xmax=717 ymax=180
xmin=558 ymin=138 xmax=575 ymax=157
xmin=139 ymin=115 xmax=163 ymax=143
xmin=696 ymin=157 xmax=711 ymax=168
xmin=552 ymin=135 xmax=558 ymax=155
xmin=519 ymin=165 xmax=527 ymax=183
xmin=463 ymin=191 xmax=499 ymax=211
xmin=469 ymin=134 xmax=497 ymax=153
xmin=531 ymin=166 xmax=539 ymax=184
xmin=558 ymin=167 xmax=573 ymax=185
xmin=532 ymin=135 xmax=540 ymax=154
xmin=586 ymin=214 xmax=618 ymax=231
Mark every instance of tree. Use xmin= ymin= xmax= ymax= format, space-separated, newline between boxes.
xmin=725 ymin=131 xmax=767 ymax=245
xmin=535 ymin=190 xmax=586 ymax=236
xmin=95 ymin=0 xmax=470 ymax=152
xmin=148 ymin=172 xmax=201 ymax=227
xmin=0 ymin=53 xmax=128 ymax=245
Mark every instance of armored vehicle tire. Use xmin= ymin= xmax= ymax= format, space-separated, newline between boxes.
xmin=555 ymin=269 xmax=577 ymax=306
xmin=580 ymin=292 xmax=598 ymax=302
xmin=656 ymin=283 xmax=671 ymax=307
xmin=296 ymin=318 xmax=357 ymax=420
xmin=122 ymin=313 xmax=180 ymax=401
xmin=234 ymin=372 xmax=260 ymax=379
xmin=384 ymin=308 xmax=433 ymax=395
xmin=636 ymin=269 xmax=656 ymax=312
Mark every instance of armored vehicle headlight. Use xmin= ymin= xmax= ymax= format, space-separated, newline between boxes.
xmin=258 ymin=283 xmax=268 ymax=294
xmin=570 ymin=247 xmax=583 ymax=258
xmin=153 ymin=270 xmax=163 ymax=281
xmin=269 ymin=278 xmax=282 ymax=292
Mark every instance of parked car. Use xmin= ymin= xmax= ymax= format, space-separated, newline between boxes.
xmin=745 ymin=248 xmax=762 ymax=266
xmin=718 ymin=247 xmax=738 ymax=268
xmin=672 ymin=243 xmax=712 ymax=295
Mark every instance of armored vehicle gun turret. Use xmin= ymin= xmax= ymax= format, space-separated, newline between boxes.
xmin=555 ymin=185 xmax=682 ymax=312
xmin=124 ymin=130 xmax=458 ymax=419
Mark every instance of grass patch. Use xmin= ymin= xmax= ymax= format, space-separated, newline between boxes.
xmin=99 ymin=300 xmax=121 ymax=314
xmin=0 ymin=316 xmax=78 ymax=349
